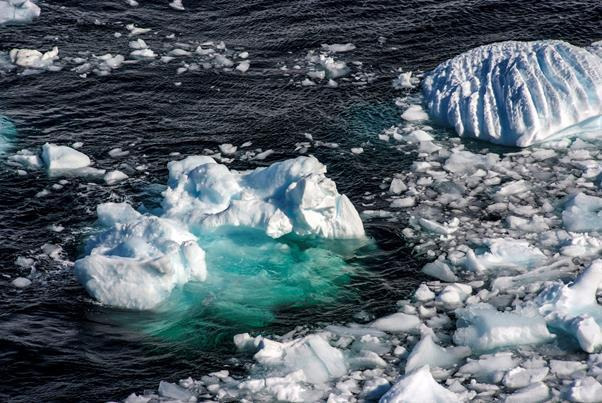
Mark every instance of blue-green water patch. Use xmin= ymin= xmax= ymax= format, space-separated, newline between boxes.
xmin=0 ymin=115 xmax=16 ymax=154
xmin=105 ymin=229 xmax=372 ymax=349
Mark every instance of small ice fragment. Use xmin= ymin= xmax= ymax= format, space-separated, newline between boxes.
xmin=236 ymin=60 xmax=250 ymax=72
xmin=370 ymin=312 xmax=421 ymax=333
xmin=104 ymin=170 xmax=129 ymax=185
xmin=351 ymin=147 xmax=363 ymax=155
xmin=12 ymin=277 xmax=31 ymax=288
xmin=401 ymin=105 xmax=428 ymax=121
xmin=321 ymin=43 xmax=356 ymax=53
xmin=219 ymin=143 xmax=237 ymax=155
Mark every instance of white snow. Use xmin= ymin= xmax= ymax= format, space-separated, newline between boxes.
xmin=423 ymin=40 xmax=602 ymax=147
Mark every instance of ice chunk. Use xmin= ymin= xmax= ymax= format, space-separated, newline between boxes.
xmin=321 ymin=43 xmax=356 ymax=53
xmin=0 ymin=0 xmax=40 ymax=25
xmin=566 ymin=377 xmax=602 ymax=402
xmin=11 ymin=277 xmax=31 ymax=288
xmin=562 ymin=193 xmax=602 ymax=233
xmin=10 ymin=47 xmax=58 ymax=69
xmin=453 ymin=303 xmax=554 ymax=351
xmin=504 ymin=382 xmax=549 ymax=403
xmin=405 ymin=335 xmax=470 ymax=373
xmin=74 ymin=206 xmax=207 ymax=310
xmin=401 ymin=105 xmax=428 ymax=122
xmin=535 ymin=259 xmax=602 ymax=352
xmin=41 ymin=143 xmax=91 ymax=171
xmin=379 ymin=366 xmax=460 ymax=403
xmin=443 ymin=150 xmax=499 ymax=175
xmin=423 ymin=40 xmax=602 ymax=147
xmin=458 ymin=352 xmax=518 ymax=383
xmin=370 ymin=312 xmax=421 ymax=333
xmin=462 ymin=238 xmax=546 ymax=274
xmin=104 ymin=170 xmax=128 ymax=185
xmin=253 ymin=334 xmax=347 ymax=384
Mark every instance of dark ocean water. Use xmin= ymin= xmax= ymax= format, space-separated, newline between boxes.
xmin=0 ymin=0 xmax=600 ymax=401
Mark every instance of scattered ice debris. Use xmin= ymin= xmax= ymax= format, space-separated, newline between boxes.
xmin=0 ymin=0 xmax=40 ymax=25
xmin=393 ymin=71 xmax=419 ymax=90
xmin=423 ymin=40 xmax=602 ymax=147
xmin=236 ymin=60 xmax=250 ymax=73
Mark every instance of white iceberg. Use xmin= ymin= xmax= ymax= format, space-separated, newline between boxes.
xmin=41 ymin=143 xmax=90 ymax=171
xmin=423 ymin=40 xmax=602 ymax=147
xmin=74 ymin=203 xmax=207 ymax=310
xmin=162 ymin=155 xmax=365 ymax=239
xmin=0 ymin=0 xmax=40 ymax=25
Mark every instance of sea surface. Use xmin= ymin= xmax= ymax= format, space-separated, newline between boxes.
xmin=0 ymin=0 xmax=600 ymax=401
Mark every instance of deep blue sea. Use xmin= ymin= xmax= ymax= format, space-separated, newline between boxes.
xmin=0 ymin=0 xmax=600 ymax=401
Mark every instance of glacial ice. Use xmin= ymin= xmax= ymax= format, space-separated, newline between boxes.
xmin=423 ymin=41 xmax=602 ymax=147
xmin=0 ymin=0 xmax=40 ymax=25
xmin=41 ymin=143 xmax=91 ymax=171
xmin=10 ymin=47 xmax=59 ymax=70
xmin=563 ymin=193 xmax=602 ymax=233
xmin=404 ymin=335 xmax=470 ymax=373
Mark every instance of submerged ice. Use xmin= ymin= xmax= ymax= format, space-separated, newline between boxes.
xmin=423 ymin=40 xmax=602 ymax=147
xmin=75 ymin=156 xmax=365 ymax=310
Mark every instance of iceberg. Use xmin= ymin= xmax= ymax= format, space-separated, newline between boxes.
xmin=75 ymin=156 xmax=365 ymax=310
xmin=0 ymin=0 xmax=40 ymax=25
xmin=423 ymin=40 xmax=602 ymax=147
xmin=162 ymin=155 xmax=365 ymax=239
xmin=74 ymin=203 xmax=207 ymax=310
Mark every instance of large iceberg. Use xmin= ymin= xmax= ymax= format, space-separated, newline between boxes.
xmin=423 ymin=40 xmax=602 ymax=147
xmin=75 ymin=156 xmax=365 ymax=310
xmin=0 ymin=0 xmax=40 ymax=25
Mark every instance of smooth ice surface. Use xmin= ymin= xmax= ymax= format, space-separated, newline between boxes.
xmin=379 ymin=366 xmax=460 ymax=403
xmin=41 ymin=143 xmax=91 ymax=171
xmin=453 ymin=303 xmax=554 ymax=351
xmin=423 ymin=40 xmax=602 ymax=147
xmin=0 ymin=0 xmax=40 ymax=25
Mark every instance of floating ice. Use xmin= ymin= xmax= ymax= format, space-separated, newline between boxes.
xmin=404 ymin=335 xmax=470 ymax=373
xmin=453 ymin=303 xmax=554 ymax=351
xmin=10 ymin=47 xmax=59 ymax=70
xmin=535 ymin=259 xmax=602 ymax=352
xmin=321 ymin=43 xmax=356 ymax=53
xmin=423 ymin=40 xmax=602 ymax=147
xmin=74 ymin=203 xmax=207 ymax=310
xmin=379 ymin=366 xmax=460 ymax=403
xmin=41 ymin=143 xmax=91 ymax=171
xmin=0 ymin=0 xmax=40 ymax=25
xmin=461 ymin=238 xmax=546 ymax=274
xmin=162 ymin=155 xmax=365 ymax=239
xmin=562 ymin=193 xmax=602 ymax=233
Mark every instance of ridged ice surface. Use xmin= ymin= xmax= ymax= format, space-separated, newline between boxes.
xmin=423 ymin=41 xmax=602 ymax=147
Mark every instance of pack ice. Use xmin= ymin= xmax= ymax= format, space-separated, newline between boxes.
xmin=423 ymin=40 xmax=602 ymax=147
xmin=75 ymin=156 xmax=365 ymax=309
xmin=0 ymin=0 xmax=40 ymax=25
